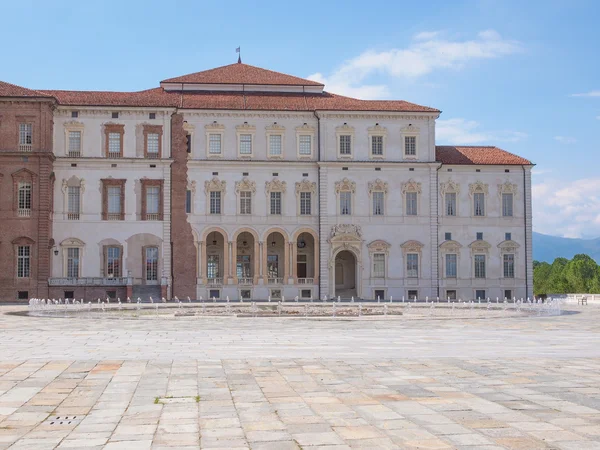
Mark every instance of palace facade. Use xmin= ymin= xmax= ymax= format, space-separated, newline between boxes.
xmin=0 ymin=62 xmax=533 ymax=302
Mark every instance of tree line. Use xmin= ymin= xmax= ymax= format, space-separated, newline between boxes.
xmin=534 ymin=254 xmax=600 ymax=295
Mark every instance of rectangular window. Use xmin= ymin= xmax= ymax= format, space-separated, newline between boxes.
xmin=147 ymin=133 xmax=159 ymax=158
xmin=185 ymin=190 xmax=192 ymax=214
xmin=270 ymin=192 xmax=281 ymax=215
xmin=406 ymin=253 xmax=419 ymax=278
xmin=373 ymin=253 xmax=385 ymax=278
xmin=474 ymin=192 xmax=485 ymax=216
xmin=108 ymin=132 xmax=121 ymax=157
xmin=17 ymin=246 xmax=30 ymax=278
xmin=372 ymin=191 xmax=384 ymax=216
xmin=339 ymin=135 xmax=352 ymax=155
xmin=210 ymin=191 xmax=221 ymax=215
xmin=146 ymin=186 xmax=160 ymax=217
xmin=209 ymin=289 xmax=220 ymax=299
xmin=474 ymin=255 xmax=486 ymax=278
xmin=68 ymin=186 xmax=80 ymax=220
xmin=504 ymin=289 xmax=512 ymax=300
xmin=239 ymin=134 xmax=252 ymax=155
xmin=445 ymin=192 xmax=456 ymax=216
xmin=18 ymin=182 xmax=32 ymax=215
xmin=502 ymin=193 xmax=513 ymax=217
xmin=408 ymin=290 xmax=418 ymax=300
xmin=445 ymin=254 xmax=457 ymax=278
xmin=300 ymin=192 xmax=311 ymax=215
xmin=107 ymin=186 xmax=121 ymax=216
xmin=186 ymin=134 xmax=192 ymax=153
xmin=267 ymin=255 xmax=279 ymax=278
xmin=340 ymin=191 xmax=351 ymax=215
xmin=240 ymin=191 xmax=252 ymax=215
xmin=209 ymin=133 xmax=221 ymax=154
xmin=374 ymin=289 xmax=385 ymax=300
xmin=68 ymin=131 xmax=81 ymax=156
xmin=406 ymin=192 xmax=418 ymax=216
xmin=444 ymin=232 xmax=451 ymax=241
xmin=503 ymin=254 xmax=515 ymax=278
xmin=299 ymin=135 xmax=312 ymax=155
xmin=371 ymin=135 xmax=383 ymax=156
xmin=236 ymin=255 xmax=251 ymax=278
xmin=505 ymin=232 xmax=512 ymax=241
xmin=19 ymin=123 xmax=32 ymax=150
xmin=475 ymin=289 xmax=486 ymax=300
xmin=476 ymin=232 xmax=483 ymax=240
xmin=269 ymin=134 xmax=282 ymax=156
xmin=301 ymin=289 xmax=312 ymax=298
xmin=207 ymin=255 xmax=220 ymax=279
xmin=446 ymin=290 xmax=457 ymax=300
xmin=106 ymin=246 xmax=121 ymax=277
xmin=404 ymin=136 xmax=416 ymax=156
xmin=67 ymin=248 xmax=80 ymax=278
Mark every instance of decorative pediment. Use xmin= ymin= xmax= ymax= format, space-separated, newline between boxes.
xmin=498 ymin=240 xmax=520 ymax=253
xmin=295 ymin=179 xmax=317 ymax=195
xmin=183 ymin=122 xmax=195 ymax=133
xmin=204 ymin=177 xmax=226 ymax=194
xmin=236 ymin=122 xmax=256 ymax=132
xmin=60 ymin=237 xmax=85 ymax=247
xmin=330 ymin=224 xmax=362 ymax=240
xmin=368 ymin=123 xmax=387 ymax=134
xmin=336 ymin=123 xmax=355 ymax=133
xmin=401 ymin=179 xmax=421 ymax=194
xmin=498 ymin=180 xmax=518 ymax=196
xmin=62 ymin=176 xmax=84 ymax=193
xmin=187 ymin=180 xmax=197 ymax=193
xmin=440 ymin=240 xmax=462 ymax=253
xmin=63 ymin=120 xmax=85 ymax=130
xmin=401 ymin=240 xmax=424 ymax=253
xmin=368 ymin=240 xmax=391 ymax=253
xmin=265 ymin=123 xmax=285 ymax=132
xmin=205 ymin=121 xmax=225 ymax=131
xmin=11 ymin=168 xmax=36 ymax=181
xmin=12 ymin=236 xmax=35 ymax=245
xmin=265 ymin=178 xmax=287 ymax=193
xmin=296 ymin=123 xmax=315 ymax=133
xmin=440 ymin=179 xmax=460 ymax=195
xmin=401 ymin=124 xmax=420 ymax=134
xmin=469 ymin=181 xmax=489 ymax=195
xmin=235 ymin=177 xmax=256 ymax=194
xmin=335 ymin=177 xmax=356 ymax=193
xmin=368 ymin=179 xmax=388 ymax=194
xmin=469 ymin=240 xmax=492 ymax=253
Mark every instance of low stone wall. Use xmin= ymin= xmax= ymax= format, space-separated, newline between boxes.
xmin=550 ymin=293 xmax=600 ymax=304
xmin=48 ymin=286 xmax=127 ymax=301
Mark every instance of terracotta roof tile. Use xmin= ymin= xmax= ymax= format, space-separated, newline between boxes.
xmin=39 ymin=88 xmax=178 ymax=107
xmin=162 ymin=63 xmax=324 ymax=86
xmin=436 ymin=146 xmax=532 ymax=165
xmin=0 ymin=80 xmax=51 ymax=98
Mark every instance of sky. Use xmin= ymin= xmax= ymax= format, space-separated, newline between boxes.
xmin=2 ymin=0 xmax=599 ymax=238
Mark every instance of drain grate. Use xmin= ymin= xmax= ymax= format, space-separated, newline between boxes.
xmin=44 ymin=415 xmax=83 ymax=427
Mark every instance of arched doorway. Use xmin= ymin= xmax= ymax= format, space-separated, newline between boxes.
xmin=334 ymin=250 xmax=357 ymax=298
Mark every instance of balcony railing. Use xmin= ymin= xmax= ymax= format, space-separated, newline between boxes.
xmin=238 ymin=277 xmax=253 ymax=286
xmin=297 ymin=278 xmax=314 ymax=285
xmin=48 ymin=277 xmax=128 ymax=286
xmin=17 ymin=208 xmax=31 ymax=217
xmin=207 ymin=277 xmax=223 ymax=287
xmin=147 ymin=153 xmax=159 ymax=159
xmin=67 ymin=213 xmax=80 ymax=220
xmin=107 ymin=152 xmax=121 ymax=158
xmin=145 ymin=213 xmax=160 ymax=221
xmin=106 ymin=213 xmax=122 ymax=221
xmin=19 ymin=144 xmax=32 ymax=152
xmin=68 ymin=151 xmax=81 ymax=157
xmin=267 ymin=277 xmax=283 ymax=285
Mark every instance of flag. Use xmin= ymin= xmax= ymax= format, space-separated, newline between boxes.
xmin=236 ymin=47 xmax=240 ymax=53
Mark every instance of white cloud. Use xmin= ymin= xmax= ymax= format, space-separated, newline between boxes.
xmin=571 ymin=90 xmax=600 ymax=97
xmin=307 ymin=30 xmax=522 ymax=99
xmin=532 ymin=168 xmax=553 ymax=176
xmin=554 ymin=136 xmax=577 ymax=144
xmin=436 ymin=118 xmax=527 ymax=145
xmin=533 ymin=178 xmax=600 ymax=238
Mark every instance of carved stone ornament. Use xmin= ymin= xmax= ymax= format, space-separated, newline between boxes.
xmin=335 ymin=123 xmax=355 ymax=133
xmin=335 ymin=177 xmax=356 ymax=194
xmin=368 ymin=240 xmax=391 ymax=253
xmin=295 ymin=179 xmax=317 ymax=195
xmin=330 ymin=224 xmax=362 ymax=239
xmin=440 ymin=179 xmax=460 ymax=196
xmin=401 ymin=179 xmax=422 ymax=194
xmin=295 ymin=123 xmax=315 ymax=133
xmin=367 ymin=123 xmax=387 ymax=134
xmin=235 ymin=177 xmax=256 ymax=194
xmin=498 ymin=180 xmax=518 ymax=197
xmin=61 ymin=179 xmax=68 ymax=194
xmin=440 ymin=240 xmax=462 ymax=253
xmin=400 ymin=240 xmax=424 ymax=253
xmin=236 ymin=122 xmax=256 ymax=132
xmin=368 ymin=179 xmax=388 ymax=194
xmin=498 ymin=239 xmax=520 ymax=253
xmin=187 ymin=180 xmax=197 ymax=193
xmin=265 ymin=178 xmax=287 ymax=194
xmin=204 ymin=177 xmax=226 ymax=194
xmin=401 ymin=124 xmax=420 ymax=134
xmin=204 ymin=121 xmax=225 ymax=131
xmin=265 ymin=123 xmax=285 ymax=132
xmin=469 ymin=181 xmax=489 ymax=196
xmin=60 ymin=237 xmax=85 ymax=247
xmin=183 ymin=122 xmax=195 ymax=133
xmin=469 ymin=240 xmax=492 ymax=253
xmin=63 ymin=120 xmax=85 ymax=129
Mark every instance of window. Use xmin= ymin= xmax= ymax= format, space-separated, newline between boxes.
xmin=406 ymin=192 xmax=417 ymax=216
xmin=476 ymin=232 xmax=483 ymax=240
xmin=106 ymin=290 xmax=117 ymax=300
xmin=372 ymin=191 xmax=384 ymax=216
xmin=102 ymin=179 xmax=124 ymax=220
xmin=186 ymin=134 xmax=192 ymax=154
xmin=444 ymin=232 xmax=451 ymax=241
xmin=240 ymin=290 xmax=252 ymax=300
xmin=207 ymin=255 xmax=220 ymax=279
xmin=107 ymin=186 xmax=121 ymax=219
xmin=300 ymin=192 xmax=311 ymax=215
xmin=68 ymin=131 xmax=81 ymax=157
xmin=17 ymin=246 xmax=30 ymax=278
xmin=504 ymin=289 xmax=512 ymax=300
xmin=502 ymin=193 xmax=513 ymax=217
xmin=474 ymin=255 xmax=486 ymax=278
xmin=146 ymin=133 xmax=160 ymax=158
xmin=270 ymin=192 xmax=281 ymax=215
xmin=149 ymin=113 xmax=156 ymax=119
xmin=505 ymin=232 xmax=512 ymax=241
xmin=71 ymin=111 xmax=79 ymax=118
xmin=112 ymin=112 xmax=119 ymax=119
xmin=19 ymin=123 xmax=32 ymax=151
xmin=210 ymin=191 xmax=221 ymax=214
xmin=299 ymin=135 xmax=312 ymax=156
xmin=185 ymin=190 xmax=192 ymax=214
xmin=146 ymin=186 xmax=160 ymax=219
xmin=64 ymin=290 xmax=74 ymax=299
xmin=406 ymin=254 xmax=419 ymax=278
xmin=446 ymin=290 xmax=456 ymax=301
xmin=270 ymin=289 xmax=282 ymax=300
xmin=240 ymin=191 xmax=252 ymax=215
xmin=503 ymin=254 xmax=515 ymax=278
xmin=237 ymin=255 xmax=251 ymax=278
xmin=108 ymin=133 xmax=121 ymax=157
xmin=301 ymin=289 xmax=312 ymax=299
xmin=209 ymin=133 xmax=222 ymax=154
xmin=445 ymin=254 xmax=457 ymax=278
xmin=404 ymin=136 xmax=416 ymax=156
xmin=371 ymin=135 xmax=383 ymax=156
xmin=408 ymin=290 xmax=418 ymax=300
xmin=445 ymin=193 xmax=456 ymax=216
xmin=68 ymin=186 xmax=80 ymax=220
xmin=239 ymin=134 xmax=252 ymax=155
xmin=474 ymin=192 xmax=485 ymax=216
xmin=67 ymin=248 xmax=80 ymax=278
xmin=374 ymin=289 xmax=385 ymax=300
xmin=267 ymin=255 xmax=279 ymax=278
xmin=475 ymin=289 xmax=486 ymax=300
xmin=373 ymin=253 xmax=385 ymax=278
xmin=106 ymin=247 xmax=121 ymax=277
xmin=339 ymin=135 xmax=352 ymax=155
xmin=18 ymin=182 xmax=32 ymax=216
xmin=209 ymin=289 xmax=220 ymax=299
xmin=18 ymin=291 xmax=29 ymax=300
xmin=269 ymin=134 xmax=282 ymax=157
xmin=340 ymin=191 xmax=352 ymax=215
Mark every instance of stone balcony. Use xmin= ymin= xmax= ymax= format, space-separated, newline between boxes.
xmin=48 ymin=277 xmax=128 ymax=286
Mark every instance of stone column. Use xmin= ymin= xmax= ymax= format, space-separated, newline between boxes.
xmin=228 ymin=241 xmax=235 ymax=284
xmin=291 ymin=241 xmax=298 ymax=284
xmin=253 ymin=240 xmax=260 ymax=285
xmin=198 ymin=242 xmax=203 ymax=284
xmin=258 ymin=241 xmax=264 ymax=282
xmin=286 ymin=241 xmax=293 ymax=284
xmin=314 ymin=238 xmax=320 ymax=284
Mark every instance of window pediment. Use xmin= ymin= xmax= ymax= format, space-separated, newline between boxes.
xmin=296 ymin=123 xmax=315 ymax=133
xmin=295 ymin=178 xmax=316 ymax=195
xmin=60 ymin=237 xmax=85 ymax=247
xmin=368 ymin=240 xmax=391 ymax=253
xmin=204 ymin=177 xmax=226 ymax=194
xmin=498 ymin=180 xmax=518 ymax=196
xmin=498 ymin=240 xmax=520 ymax=252
xmin=401 ymin=124 xmax=420 ymax=134
xmin=440 ymin=240 xmax=462 ymax=253
xmin=187 ymin=180 xmax=197 ymax=193
xmin=368 ymin=124 xmax=387 ymax=135
xmin=265 ymin=178 xmax=287 ymax=194
xmin=401 ymin=240 xmax=424 ymax=253
xmin=335 ymin=123 xmax=355 ymax=134
xmin=368 ymin=179 xmax=388 ymax=194
xmin=335 ymin=177 xmax=356 ymax=193
xmin=62 ymin=176 xmax=85 ymax=193
xmin=205 ymin=121 xmax=225 ymax=131
xmin=330 ymin=224 xmax=362 ymax=240
xmin=11 ymin=168 xmax=36 ymax=181
xmin=469 ymin=180 xmax=489 ymax=196
xmin=265 ymin=123 xmax=285 ymax=132
xmin=440 ymin=179 xmax=460 ymax=195
xmin=12 ymin=236 xmax=35 ymax=245
xmin=469 ymin=240 xmax=491 ymax=253
xmin=236 ymin=123 xmax=256 ymax=132
xmin=401 ymin=179 xmax=421 ymax=194
xmin=235 ymin=177 xmax=256 ymax=194
xmin=64 ymin=120 xmax=85 ymax=130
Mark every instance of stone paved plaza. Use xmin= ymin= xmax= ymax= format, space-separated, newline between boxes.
xmin=0 ymin=305 xmax=599 ymax=449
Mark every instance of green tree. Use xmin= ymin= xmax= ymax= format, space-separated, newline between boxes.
xmin=563 ymin=254 xmax=599 ymax=293
xmin=533 ymin=261 xmax=551 ymax=295
xmin=544 ymin=257 xmax=572 ymax=294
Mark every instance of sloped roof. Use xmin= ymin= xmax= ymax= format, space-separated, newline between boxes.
xmin=0 ymin=80 xmax=51 ymax=98
xmin=162 ymin=62 xmax=324 ymax=86
xmin=41 ymin=88 xmax=177 ymax=107
xmin=436 ymin=146 xmax=532 ymax=165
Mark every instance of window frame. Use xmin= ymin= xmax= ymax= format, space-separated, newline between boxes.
xmin=296 ymin=179 xmax=316 ymax=216
xmin=205 ymin=122 xmax=224 ymax=158
xmin=401 ymin=125 xmax=420 ymax=160
xmin=336 ymin=124 xmax=355 ymax=160
xmin=406 ymin=253 xmax=419 ymax=278
xmin=104 ymin=245 xmax=123 ymax=278
xmin=143 ymin=124 xmax=163 ymax=159
xmin=372 ymin=253 xmax=386 ymax=278
xmin=270 ymin=191 xmax=282 ymax=215
xmin=474 ymin=254 xmax=486 ymax=279
xmin=104 ymin=123 xmax=124 ymax=158
xmin=236 ymin=123 xmax=256 ymax=158
xmin=209 ymin=191 xmax=222 ymax=215
xmin=445 ymin=253 xmax=457 ymax=278
xmin=101 ymin=179 xmax=126 ymax=221
xmin=64 ymin=120 xmax=85 ymax=157
xmin=503 ymin=253 xmax=515 ymax=278
xmin=16 ymin=245 xmax=31 ymax=278
xmin=502 ymin=192 xmax=514 ymax=217
xmin=266 ymin=124 xmax=285 ymax=159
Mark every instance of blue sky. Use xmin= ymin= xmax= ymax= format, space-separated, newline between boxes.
xmin=2 ymin=0 xmax=599 ymax=238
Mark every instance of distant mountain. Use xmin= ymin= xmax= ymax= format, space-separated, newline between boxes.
xmin=533 ymin=232 xmax=600 ymax=263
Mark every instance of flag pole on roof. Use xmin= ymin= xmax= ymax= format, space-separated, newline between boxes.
xmin=236 ymin=46 xmax=241 ymax=63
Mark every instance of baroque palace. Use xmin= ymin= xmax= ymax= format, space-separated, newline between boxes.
xmin=0 ymin=62 xmax=533 ymax=302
